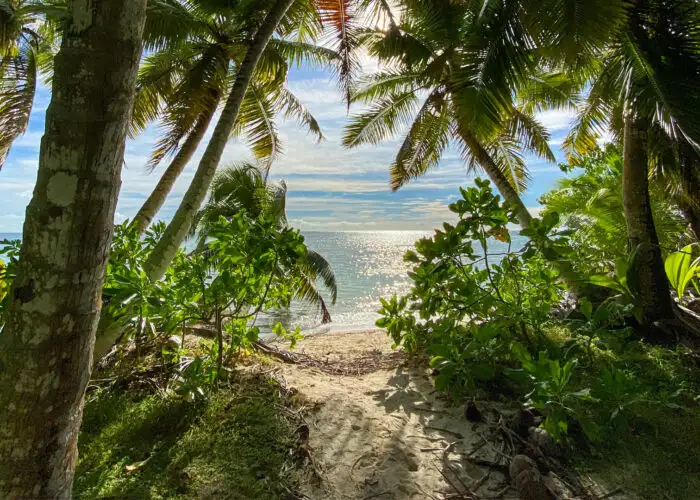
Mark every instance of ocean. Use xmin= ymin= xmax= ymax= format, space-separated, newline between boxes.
xmin=0 ymin=230 xmax=526 ymax=333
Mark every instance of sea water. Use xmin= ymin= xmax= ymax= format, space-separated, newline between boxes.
xmin=0 ymin=230 xmax=527 ymax=333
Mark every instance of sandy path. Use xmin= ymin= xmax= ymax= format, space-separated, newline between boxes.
xmin=271 ymin=330 xmax=517 ymax=500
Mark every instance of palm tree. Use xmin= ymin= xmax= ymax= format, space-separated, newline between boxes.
xmin=0 ymin=0 xmax=63 ymax=170
xmin=560 ymin=0 xmax=700 ymax=325
xmin=143 ymin=0 xmax=371 ymax=281
xmin=343 ymin=0 xmax=556 ymax=229
xmin=129 ymin=0 xmax=333 ymax=234
xmin=193 ymin=162 xmax=338 ymax=322
xmin=0 ymin=1 xmax=147 ymax=496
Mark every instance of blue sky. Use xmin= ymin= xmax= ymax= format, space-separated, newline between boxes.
xmin=0 ymin=64 xmax=579 ymax=233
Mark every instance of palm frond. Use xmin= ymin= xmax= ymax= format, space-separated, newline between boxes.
xmin=485 ymin=136 xmax=530 ymax=193
xmin=146 ymin=43 xmax=229 ymax=169
xmin=523 ymin=0 xmax=627 ymax=67
xmin=316 ymin=0 xmax=361 ymax=104
xmin=0 ymin=42 xmax=35 ymax=170
xmin=236 ymin=83 xmax=282 ymax=165
xmin=350 ymin=70 xmax=424 ymax=103
xmin=343 ymin=89 xmax=420 ymax=147
xmin=390 ymin=89 xmax=452 ymax=190
xmin=267 ymin=38 xmax=338 ymax=68
xmin=517 ymin=72 xmax=580 ymax=114
xmin=562 ymin=59 xmax=619 ymax=160
xmin=507 ymin=109 xmax=556 ymax=162
xmin=144 ymin=0 xmax=207 ymax=52
xmin=276 ymin=85 xmax=324 ymax=141
xmin=293 ymin=270 xmax=332 ymax=323
xmin=302 ymin=249 xmax=337 ymax=304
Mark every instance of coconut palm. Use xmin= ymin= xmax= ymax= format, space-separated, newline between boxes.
xmin=0 ymin=0 xmax=63 ymax=170
xmin=143 ymin=0 xmax=375 ymax=281
xmin=343 ymin=0 xmax=556 ymax=229
xmin=192 ymin=162 xmax=338 ymax=323
xmin=560 ymin=0 xmax=700 ymax=325
xmin=129 ymin=0 xmax=334 ymax=233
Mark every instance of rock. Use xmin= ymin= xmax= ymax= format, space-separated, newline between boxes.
xmin=509 ymin=454 xmax=553 ymax=500
xmin=511 ymin=408 xmax=537 ymax=437
xmin=465 ymin=401 xmax=483 ymax=422
xmin=528 ymin=427 xmax=562 ymax=458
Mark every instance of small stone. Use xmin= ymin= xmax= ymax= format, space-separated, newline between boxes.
xmin=464 ymin=401 xmax=482 ymax=422
xmin=509 ymin=454 xmax=553 ymax=500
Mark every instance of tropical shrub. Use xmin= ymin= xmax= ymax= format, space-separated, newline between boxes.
xmin=540 ymin=145 xmax=686 ymax=276
xmin=377 ymin=179 xmax=568 ymax=395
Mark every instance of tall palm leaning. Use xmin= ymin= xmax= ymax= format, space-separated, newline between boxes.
xmin=144 ymin=0 xmax=369 ymax=281
xmin=561 ymin=0 xmax=700 ymax=326
xmin=128 ymin=0 xmax=333 ymax=234
xmin=193 ymin=162 xmax=338 ymax=323
xmin=343 ymin=0 xmax=585 ymax=288
xmin=344 ymin=0 xmax=561 ymax=226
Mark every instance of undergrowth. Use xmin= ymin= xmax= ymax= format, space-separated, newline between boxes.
xmin=74 ymin=373 xmax=304 ymax=499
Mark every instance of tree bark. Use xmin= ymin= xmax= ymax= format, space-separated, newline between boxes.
xmin=459 ymin=129 xmax=583 ymax=292
xmin=130 ymin=106 xmax=217 ymax=234
xmin=144 ymin=0 xmax=296 ymax=281
xmin=0 ymin=1 xmax=146 ymax=498
xmin=622 ymin=116 xmax=675 ymax=324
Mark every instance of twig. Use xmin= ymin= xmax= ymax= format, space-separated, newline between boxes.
xmin=425 ymin=426 xmax=464 ymax=439
xmin=434 ymin=464 xmax=465 ymax=496
xmin=464 ymin=456 xmax=510 ymax=473
xmin=351 ymin=452 xmax=371 ymax=475
xmin=421 ymin=441 xmax=457 ymax=453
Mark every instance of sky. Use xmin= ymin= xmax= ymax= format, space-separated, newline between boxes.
xmin=0 ymin=64 xmax=579 ymax=234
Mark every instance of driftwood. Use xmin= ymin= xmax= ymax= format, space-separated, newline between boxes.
xmin=252 ymin=340 xmax=406 ymax=376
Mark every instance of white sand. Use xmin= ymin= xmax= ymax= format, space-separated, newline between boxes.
xmin=272 ymin=330 xmax=518 ymax=500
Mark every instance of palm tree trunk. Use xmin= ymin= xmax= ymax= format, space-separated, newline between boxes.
xmin=459 ymin=129 xmax=583 ymax=291
xmin=144 ymin=0 xmax=296 ymax=281
xmin=130 ymin=107 xmax=217 ymax=234
xmin=622 ymin=116 xmax=675 ymax=324
xmin=0 ymin=2 xmax=146 ymax=497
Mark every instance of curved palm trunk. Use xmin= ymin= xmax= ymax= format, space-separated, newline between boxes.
xmin=0 ymin=2 xmax=146 ymax=497
xmin=144 ymin=0 xmax=296 ymax=281
xmin=131 ymin=107 xmax=217 ymax=234
xmin=459 ymin=129 xmax=583 ymax=292
xmin=622 ymin=116 xmax=675 ymax=325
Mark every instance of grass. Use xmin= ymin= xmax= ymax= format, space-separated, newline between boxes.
xmin=541 ymin=326 xmax=700 ymax=499
xmin=74 ymin=373 xmax=303 ymax=499
xmin=577 ymin=406 xmax=700 ymax=499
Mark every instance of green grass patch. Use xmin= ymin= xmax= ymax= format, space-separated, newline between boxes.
xmin=575 ymin=406 xmax=700 ymax=499
xmin=74 ymin=374 xmax=302 ymax=499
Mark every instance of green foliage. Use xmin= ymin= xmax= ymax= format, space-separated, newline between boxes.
xmin=377 ymin=179 xmax=567 ymax=396
xmin=0 ymin=238 xmax=20 ymax=321
xmin=379 ymin=178 xmax=699 ymax=448
xmin=539 ymin=144 xmax=686 ymax=276
xmin=664 ymin=244 xmax=700 ymax=301
xmin=507 ymin=349 xmax=591 ymax=441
